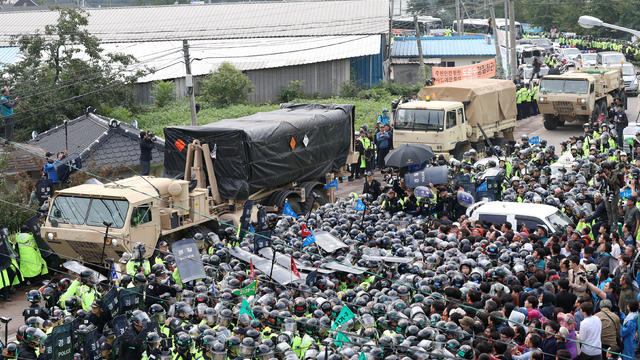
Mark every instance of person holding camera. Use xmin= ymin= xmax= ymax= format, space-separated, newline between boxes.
xmin=139 ymin=131 xmax=155 ymax=176
xmin=599 ymin=161 xmax=621 ymax=229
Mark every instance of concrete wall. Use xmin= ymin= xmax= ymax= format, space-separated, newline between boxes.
xmin=135 ymin=58 xmax=350 ymax=105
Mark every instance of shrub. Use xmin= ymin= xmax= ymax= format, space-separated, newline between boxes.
xmin=151 ymin=80 xmax=175 ymax=107
xmin=200 ymin=62 xmax=254 ymax=107
xmin=278 ymin=80 xmax=305 ymax=103
xmin=379 ymin=82 xmax=423 ymax=97
xmin=339 ymin=81 xmax=360 ymax=98
xmin=357 ymin=87 xmax=391 ymax=101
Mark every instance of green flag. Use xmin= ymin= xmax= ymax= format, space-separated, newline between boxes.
xmin=232 ymin=280 xmax=257 ymax=296
xmin=331 ymin=306 xmax=355 ymax=347
xmin=359 ymin=352 xmax=366 ymax=360
xmin=239 ymin=297 xmax=256 ymax=321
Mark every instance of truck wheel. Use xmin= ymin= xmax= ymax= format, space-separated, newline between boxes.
xmin=451 ymin=143 xmax=470 ymax=160
xmin=301 ymin=188 xmax=329 ymax=213
xmin=543 ymin=114 xmax=558 ymax=130
xmin=590 ymin=102 xmax=603 ymax=124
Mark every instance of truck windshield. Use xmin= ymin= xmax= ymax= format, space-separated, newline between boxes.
xmin=540 ymin=79 xmax=589 ymax=94
xmin=50 ymin=195 xmax=129 ymax=229
xmin=394 ymin=109 xmax=444 ymax=131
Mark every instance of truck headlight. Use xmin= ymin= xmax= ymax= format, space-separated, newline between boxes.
xmin=577 ymin=98 xmax=587 ymax=104
xmin=112 ymin=239 xmax=118 ymax=247
xmin=46 ymin=232 xmax=56 ymax=240
xmin=539 ymin=97 xmax=548 ymax=103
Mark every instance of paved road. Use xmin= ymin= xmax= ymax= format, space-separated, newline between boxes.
xmin=515 ymin=95 xmax=640 ymax=148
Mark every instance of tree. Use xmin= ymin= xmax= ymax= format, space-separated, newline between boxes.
xmin=6 ymin=8 xmax=144 ymax=140
xmin=200 ymin=62 xmax=254 ymax=107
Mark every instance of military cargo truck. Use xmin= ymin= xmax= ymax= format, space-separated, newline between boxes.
xmin=393 ymin=79 xmax=517 ymax=158
xmin=537 ymin=67 xmax=625 ymax=130
xmin=41 ymin=104 xmax=355 ymax=263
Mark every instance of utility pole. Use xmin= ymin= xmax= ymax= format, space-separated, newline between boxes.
xmin=503 ymin=0 xmax=510 ymax=79
xmin=414 ymin=14 xmax=426 ymax=83
xmin=489 ymin=0 xmax=502 ymax=77
xmin=388 ymin=0 xmax=394 ymax=59
xmin=183 ymin=40 xmax=197 ymax=126
xmin=455 ymin=0 xmax=463 ymax=36
xmin=508 ymin=0 xmax=517 ymax=80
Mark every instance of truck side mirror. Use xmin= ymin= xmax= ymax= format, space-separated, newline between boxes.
xmin=590 ymin=84 xmax=594 ymax=93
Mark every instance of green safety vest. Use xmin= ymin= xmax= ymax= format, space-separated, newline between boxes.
xmin=59 ymin=279 xmax=99 ymax=311
xmin=292 ymin=334 xmax=315 ymax=358
xmin=126 ymin=258 xmax=151 ymax=277
xmin=358 ymin=137 xmax=371 ymax=168
xmin=11 ymin=232 xmax=47 ymax=279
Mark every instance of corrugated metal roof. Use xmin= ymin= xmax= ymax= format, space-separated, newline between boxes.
xmin=0 ymin=0 xmax=389 ymax=45
xmin=391 ymin=36 xmax=496 ymax=58
xmin=0 ymin=47 xmax=20 ymax=65
xmin=113 ymin=35 xmax=383 ymax=83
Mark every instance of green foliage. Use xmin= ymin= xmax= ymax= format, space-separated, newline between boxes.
xmin=200 ymin=62 xmax=254 ymax=107
xmin=278 ymin=80 xmax=305 ymax=103
xmin=339 ymin=81 xmax=360 ymax=98
xmin=357 ymin=87 xmax=391 ymax=101
xmin=6 ymin=8 xmax=143 ymax=141
xmin=0 ymin=155 xmax=36 ymax=233
xmin=99 ymin=106 xmax=135 ymax=123
xmin=377 ymin=82 xmax=423 ymax=98
xmin=151 ymin=81 xmax=175 ymax=108
xmin=136 ymin=95 xmax=395 ymax=137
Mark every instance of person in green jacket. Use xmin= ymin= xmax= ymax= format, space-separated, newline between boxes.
xmin=10 ymin=225 xmax=47 ymax=285
xmin=126 ymin=242 xmax=151 ymax=277
xmin=58 ymin=269 xmax=100 ymax=311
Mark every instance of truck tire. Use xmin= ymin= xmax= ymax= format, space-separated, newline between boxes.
xmin=268 ymin=190 xmax=303 ymax=216
xmin=301 ymin=188 xmax=329 ymax=214
xmin=451 ymin=142 xmax=470 ymax=160
xmin=543 ymin=114 xmax=558 ymax=130
xmin=590 ymin=102 xmax=603 ymax=124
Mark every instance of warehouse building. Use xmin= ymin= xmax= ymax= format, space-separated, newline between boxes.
xmin=390 ymin=35 xmax=496 ymax=84
xmin=0 ymin=0 xmax=388 ymax=104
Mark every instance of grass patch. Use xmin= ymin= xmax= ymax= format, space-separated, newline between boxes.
xmin=132 ymin=96 xmax=396 ymax=136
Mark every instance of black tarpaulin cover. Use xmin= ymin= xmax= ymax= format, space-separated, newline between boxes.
xmin=163 ymin=104 xmax=354 ymax=200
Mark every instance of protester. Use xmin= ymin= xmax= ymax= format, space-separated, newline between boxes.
xmin=139 ymin=131 xmax=156 ymax=176
xmin=0 ymin=86 xmax=18 ymax=140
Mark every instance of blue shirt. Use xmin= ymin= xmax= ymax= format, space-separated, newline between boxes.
xmin=1 ymin=95 xmax=14 ymax=117
xmin=377 ymin=114 xmax=390 ymax=125
xmin=376 ymin=131 xmax=390 ymax=149
xmin=44 ymin=162 xmax=59 ymax=183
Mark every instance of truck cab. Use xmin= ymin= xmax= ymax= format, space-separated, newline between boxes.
xmin=393 ymin=100 xmax=471 ymax=154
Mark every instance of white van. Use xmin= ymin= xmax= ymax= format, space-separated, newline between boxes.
xmin=466 ymin=201 xmax=574 ymax=233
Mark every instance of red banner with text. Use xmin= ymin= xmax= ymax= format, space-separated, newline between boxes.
xmin=432 ymin=58 xmax=496 ymax=84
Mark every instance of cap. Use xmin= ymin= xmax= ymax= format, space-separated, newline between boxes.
xmin=382 ymin=108 xmax=388 ymax=112
xmin=558 ymin=327 xmax=569 ymax=338
xmin=523 ymin=243 xmax=533 ymax=251
xmin=91 ymin=299 xmax=103 ymax=308
xmin=584 ymin=263 xmax=598 ymax=274
xmin=452 ymin=222 xmax=460 ymax=227
xmin=600 ymin=299 xmax=612 ymax=309
xmin=527 ymin=309 xmax=541 ymax=320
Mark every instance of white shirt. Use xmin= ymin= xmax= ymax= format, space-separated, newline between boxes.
xmin=610 ymin=243 xmax=621 ymax=270
xmin=577 ymin=315 xmax=602 ymax=356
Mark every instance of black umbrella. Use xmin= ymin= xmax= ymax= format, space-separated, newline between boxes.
xmin=384 ymin=143 xmax=435 ymax=168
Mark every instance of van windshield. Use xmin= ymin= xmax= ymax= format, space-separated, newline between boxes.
xmin=547 ymin=211 xmax=574 ymax=233
xmin=50 ymin=195 xmax=129 ymax=229
xmin=394 ymin=109 xmax=444 ymax=131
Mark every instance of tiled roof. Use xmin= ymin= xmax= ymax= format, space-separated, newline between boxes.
xmin=28 ymin=112 xmax=164 ymax=169
xmin=391 ymin=35 xmax=496 ymax=58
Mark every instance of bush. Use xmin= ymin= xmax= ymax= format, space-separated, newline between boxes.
xmin=100 ymin=106 xmax=134 ymax=123
xmin=278 ymin=80 xmax=305 ymax=103
xmin=151 ymin=80 xmax=175 ymax=107
xmin=200 ymin=62 xmax=254 ymax=107
xmin=339 ymin=81 xmax=360 ymax=98
xmin=357 ymin=87 xmax=391 ymax=101
xmin=379 ymin=82 xmax=423 ymax=97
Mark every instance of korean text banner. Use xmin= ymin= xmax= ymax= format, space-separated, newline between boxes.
xmin=432 ymin=58 xmax=496 ymax=84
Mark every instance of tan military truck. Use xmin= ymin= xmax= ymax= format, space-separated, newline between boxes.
xmin=537 ymin=67 xmax=625 ymax=130
xmin=41 ymin=104 xmax=355 ymax=263
xmin=393 ymin=79 xmax=517 ymax=158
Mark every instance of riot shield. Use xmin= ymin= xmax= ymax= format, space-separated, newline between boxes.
xmin=313 ymin=231 xmax=349 ymax=253
xmin=171 ymin=238 xmax=206 ymax=283
xmin=228 ymin=247 xmax=305 ymax=285
xmin=41 ymin=322 xmax=74 ymax=360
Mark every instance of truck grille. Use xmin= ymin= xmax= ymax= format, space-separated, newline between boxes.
xmin=552 ymin=101 xmax=573 ymax=114
xmin=71 ymin=241 xmax=103 ymax=262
